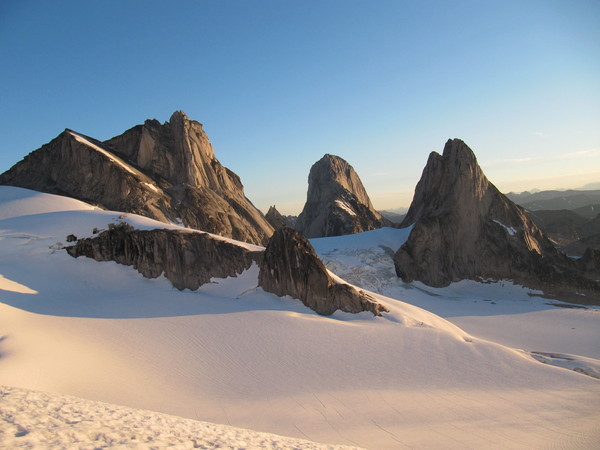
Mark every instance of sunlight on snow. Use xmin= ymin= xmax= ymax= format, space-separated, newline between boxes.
xmin=0 ymin=274 xmax=38 ymax=294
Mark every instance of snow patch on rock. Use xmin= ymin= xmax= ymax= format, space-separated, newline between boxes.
xmin=492 ymin=219 xmax=517 ymax=236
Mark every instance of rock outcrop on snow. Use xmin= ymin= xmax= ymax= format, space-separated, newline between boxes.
xmin=66 ymin=222 xmax=385 ymax=315
xmin=295 ymin=154 xmax=390 ymax=238
xmin=66 ymin=223 xmax=261 ymax=291
xmin=0 ymin=111 xmax=273 ymax=245
xmin=395 ymin=139 xmax=600 ymax=300
xmin=258 ymin=227 xmax=387 ymax=315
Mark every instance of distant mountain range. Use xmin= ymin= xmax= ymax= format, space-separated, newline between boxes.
xmin=506 ymin=189 xmax=600 ymax=212
xmin=503 ymin=189 xmax=600 ymax=255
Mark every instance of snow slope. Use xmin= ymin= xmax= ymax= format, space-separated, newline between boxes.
xmin=1 ymin=187 xmax=600 ymax=449
xmin=0 ymin=385 xmax=358 ymax=449
xmin=311 ymin=228 xmax=600 ymax=361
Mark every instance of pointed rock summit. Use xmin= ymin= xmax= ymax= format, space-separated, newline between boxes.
xmin=395 ymin=139 xmax=599 ymax=300
xmin=295 ymin=154 xmax=390 ymax=238
xmin=264 ymin=205 xmax=288 ymax=229
xmin=0 ymin=112 xmax=273 ymax=245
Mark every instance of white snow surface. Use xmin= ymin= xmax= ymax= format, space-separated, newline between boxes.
xmin=311 ymin=228 xmax=600 ymax=360
xmin=0 ymin=385 xmax=358 ymax=449
xmin=1 ymin=187 xmax=600 ymax=449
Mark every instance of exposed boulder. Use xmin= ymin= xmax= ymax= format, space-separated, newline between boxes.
xmin=295 ymin=154 xmax=390 ymax=238
xmin=265 ymin=205 xmax=288 ymax=229
xmin=395 ymin=139 xmax=599 ymax=301
xmin=258 ymin=227 xmax=387 ymax=315
xmin=0 ymin=111 xmax=273 ymax=245
xmin=65 ymin=223 xmax=261 ymax=291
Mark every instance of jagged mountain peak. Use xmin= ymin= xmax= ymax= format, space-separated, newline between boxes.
xmin=295 ymin=154 xmax=389 ymax=238
xmin=402 ymin=139 xmax=490 ymax=227
xmin=265 ymin=205 xmax=287 ymax=229
xmin=394 ymin=139 xmax=599 ymax=300
xmin=0 ymin=112 xmax=273 ymax=245
xmin=170 ymin=109 xmax=190 ymax=122
xmin=107 ymin=110 xmax=218 ymax=187
xmin=309 ymin=154 xmax=373 ymax=206
xmin=441 ymin=138 xmax=478 ymax=160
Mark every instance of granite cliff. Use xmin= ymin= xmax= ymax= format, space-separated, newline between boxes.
xmin=0 ymin=111 xmax=273 ymax=245
xmin=394 ymin=139 xmax=599 ymax=301
xmin=295 ymin=154 xmax=390 ymax=238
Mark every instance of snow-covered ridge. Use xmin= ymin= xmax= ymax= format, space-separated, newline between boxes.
xmin=0 ymin=186 xmax=263 ymax=252
xmin=68 ymin=131 xmax=138 ymax=176
xmin=0 ymin=186 xmax=96 ymax=221
xmin=0 ymin=385 xmax=359 ymax=449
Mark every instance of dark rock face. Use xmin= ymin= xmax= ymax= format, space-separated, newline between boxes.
xmin=0 ymin=111 xmax=273 ymax=245
xmin=258 ymin=227 xmax=387 ymax=315
xmin=395 ymin=139 xmax=599 ymax=301
xmin=295 ymin=154 xmax=390 ymax=238
xmin=578 ymin=248 xmax=600 ymax=280
xmin=265 ymin=205 xmax=288 ymax=229
xmin=66 ymin=223 xmax=261 ymax=291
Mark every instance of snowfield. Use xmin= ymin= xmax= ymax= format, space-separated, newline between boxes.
xmin=0 ymin=385 xmax=359 ymax=449
xmin=311 ymin=229 xmax=600 ymax=361
xmin=1 ymin=187 xmax=599 ymax=449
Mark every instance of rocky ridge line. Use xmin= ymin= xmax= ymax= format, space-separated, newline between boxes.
xmin=0 ymin=111 xmax=273 ymax=245
xmin=66 ymin=223 xmax=261 ymax=290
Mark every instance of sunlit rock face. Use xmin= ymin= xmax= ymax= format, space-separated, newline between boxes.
xmin=0 ymin=111 xmax=273 ymax=245
xmin=0 ymin=129 xmax=175 ymax=224
xmin=259 ymin=227 xmax=388 ymax=316
xmin=295 ymin=154 xmax=390 ymax=238
xmin=395 ymin=139 xmax=599 ymax=301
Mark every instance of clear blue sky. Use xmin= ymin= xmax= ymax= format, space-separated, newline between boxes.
xmin=1 ymin=0 xmax=599 ymax=214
